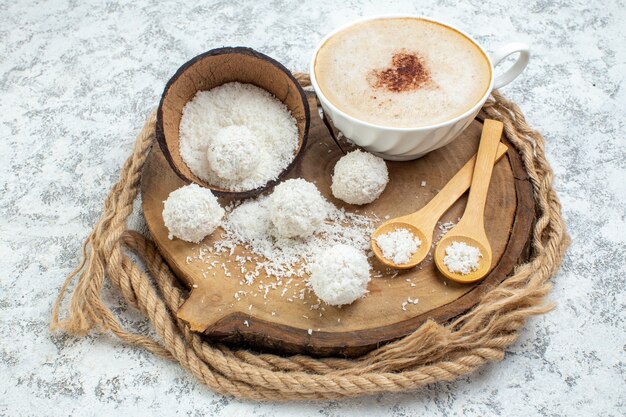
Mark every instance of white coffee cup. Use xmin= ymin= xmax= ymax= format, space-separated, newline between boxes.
xmin=309 ymin=15 xmax=529 ymax=161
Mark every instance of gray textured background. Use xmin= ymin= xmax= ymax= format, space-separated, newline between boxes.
xmin=1 ymin=0 xmax=624 ymax=416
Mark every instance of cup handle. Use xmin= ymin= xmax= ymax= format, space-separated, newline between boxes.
xmin=491 ymin=43 xmax=530 ymax=90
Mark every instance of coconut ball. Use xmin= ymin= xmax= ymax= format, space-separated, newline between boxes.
xmin=206 ymin=125 xmax=261 ymax=180
xmin=269 ymin=179 xmax=328 ymax=238
xmin=162 ymin=183 xmax=224 ymax=243
xmin=226 ymin=198 xmax=273 ymax=242
xmin=331 ymin=150 xmax=389 ymax=205
xmin=309 ymin=244 xmax=371 ymax=306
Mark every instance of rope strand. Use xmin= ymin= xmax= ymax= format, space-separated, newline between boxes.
xmin=50 ymin=75 xmax=569 ymax=401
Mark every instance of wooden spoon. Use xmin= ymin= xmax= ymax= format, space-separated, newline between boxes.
xmin=371 ymin=136 xmax=508 ymax=270
xmin=434 ymin=119 xmax=504 ymax=283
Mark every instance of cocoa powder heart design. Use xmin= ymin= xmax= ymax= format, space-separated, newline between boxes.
xmin=368 ymin=51 xmax=431 ymax=92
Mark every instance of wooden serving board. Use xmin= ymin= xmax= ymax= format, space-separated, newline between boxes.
xmin=141 ymin=94 xmax=534 ymax=357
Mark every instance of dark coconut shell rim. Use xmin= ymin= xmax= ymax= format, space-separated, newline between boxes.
xmin=155 ymin=46 xmax=311 ymax=199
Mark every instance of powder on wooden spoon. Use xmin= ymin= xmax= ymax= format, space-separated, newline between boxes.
xmin=443 ymin=241 xmax=482 ymax=275
xmin=375 ymin=228 xmax=422 ymax=265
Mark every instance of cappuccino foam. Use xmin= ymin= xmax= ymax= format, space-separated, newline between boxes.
xmin=314 ymin=18 xmax=491 ymax=128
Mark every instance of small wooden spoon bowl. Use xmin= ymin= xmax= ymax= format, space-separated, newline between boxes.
xmin=156 ymin=47 xmax=310 ymax=199
xmin=433 ymin=119 xmax=504 ymax=284
xmin=434 ymin=234 xmax=492 ymax=283
xmin=371 ymin=222 xmax=430 ymax=270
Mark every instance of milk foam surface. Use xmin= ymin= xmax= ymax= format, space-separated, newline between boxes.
xmin=315 ymin=18 xmax=491 ymax=128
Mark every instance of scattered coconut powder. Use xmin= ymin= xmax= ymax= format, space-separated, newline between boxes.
xmin=401 ymin=297 xmax=419 ymax=311
xmin=443 ymin=241 xmax=482 ymax=275
xmin=183 ymin=188 xmax=390 ymax=309
xmin=179 ymin=82 xmax=298 ymax=191
xmin=375 ymin=228 xmax=422 ymax=265
xmin=221 ymin=193 xmax=376 ymax=280
xmin=174 ymin=166 xmax=420 ymax=310
xmin=438 ymin=221 xmax=456 ymax=236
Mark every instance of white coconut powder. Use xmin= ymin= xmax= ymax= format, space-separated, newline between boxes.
xmin=184 ymin=196 xmax=404 ymax=311
xmin=221 ymin=193 xmax=377 ymax=280
xmin=443 ymin=241 xmax=482 ymax=275
xmin=375 ymin=228 xmax=422 ymax=265
xmin=179 ymin=82 xmax=298 ymax=191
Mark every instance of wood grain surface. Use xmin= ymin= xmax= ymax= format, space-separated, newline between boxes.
xmin=141 ymin=94 xmax=534 ymax=357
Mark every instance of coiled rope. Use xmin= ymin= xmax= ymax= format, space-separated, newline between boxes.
xmin=51 ymin=73 xmax=569 ymax=401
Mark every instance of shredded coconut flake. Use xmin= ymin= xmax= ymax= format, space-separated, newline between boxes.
xmin=375 ymin=228 xmax=422 ymax=265
xmin=179 ymin=180 xmax=408 ymax=309
xmin=443 ymin=241 xmax=482 ymax=275
xmin=179 ymin=82 xmax=298 ymax=191
xmin=438 ymin=221 xmax=456 ymax=235
xmin=218 ymin=193 xmax=377 ymax=282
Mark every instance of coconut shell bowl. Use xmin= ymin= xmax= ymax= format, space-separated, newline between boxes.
xmin=156 ymin=47 xmax=310 ymax=199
